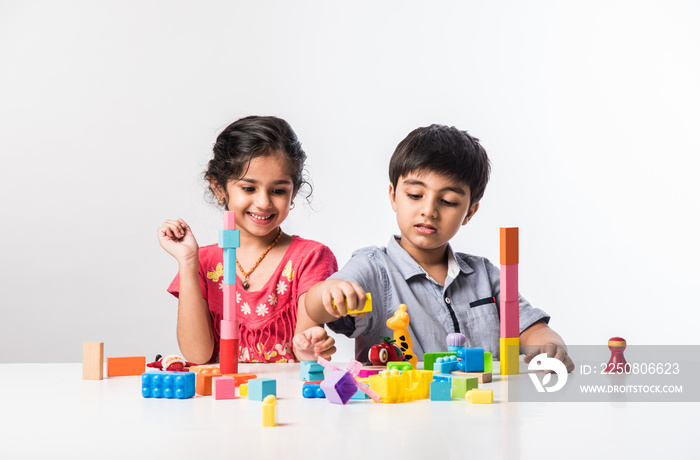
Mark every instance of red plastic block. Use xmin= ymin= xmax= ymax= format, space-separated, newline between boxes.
xmin=500 ymin=264 xmax=518 ymax=302
xmin=500 ymin=227 xmax=519 ymax=265
xmin=500 ymin=300 xmax=519 ymax=338
xmin=106 ymin=356 xmax=146 ymax=377
xmin=213 ymin=376 xmax=237 ymax=400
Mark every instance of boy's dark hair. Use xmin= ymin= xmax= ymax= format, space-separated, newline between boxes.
xmin=204 ymin=115 xmax=311 ymax=206
xmin=389 ymin=124 xmax=491 ymax=207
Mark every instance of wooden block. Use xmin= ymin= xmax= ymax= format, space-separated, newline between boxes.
xmin=106 ymin=356 xmax=146 ymax=377
xmin=500 ymin=264 xmax=518 ymax=302
xmin=500 ymin=300 xmax=519 ymax=338
xmin=223 ymin=248 xmax=237 ymax=285
xmin=500 ymin=227 xmax=519 ymax=265
xmin=218 ymin=229 xmax=240 ymax=249
xmin=213 ymin=377 xmax=237 ymax=400
xmin=451 ymin=370 xmax=493 ymax=384
xmin=500 ymin=337 xmax=520 ymax=375
xmin=82 ymin=342 xmax=104 ymax=380
xmin=224 ymin=210 xmax=236 ymax=230
xmin=222 ymin=284 xmax=236 ymax=321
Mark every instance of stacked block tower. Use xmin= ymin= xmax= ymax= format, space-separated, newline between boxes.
xmin=218 ymin=211 xmax=240 ymax=374
xmin=499 ymin=227 xmax=520 ymax=375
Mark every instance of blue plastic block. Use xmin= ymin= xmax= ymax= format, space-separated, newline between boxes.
xmin=300 ymin=361 xmax=325 ymax=381
xmin=218 ymin=229 xmax=240 ymax=249
xmin=302 ymin=383 xmax=326 ymax=398
xmin=457 ymin=347 xmax=485 ymax=373
xmin=223 ymin=248 xmax=237 ymax=285
xmin=434 ymin=355 xmax=460 ymax=374
xmin=350 ymin=387 xmax=370 ymax=399
xmin=430 ymin=380 xmax=451 ymax=401
xmin=432 ymin=373 xmax=453 ymax=382
xmin=249 ymin=378 xmax=276 ymax=401
xmin=142 ymin=371 xmax=195 ymax=399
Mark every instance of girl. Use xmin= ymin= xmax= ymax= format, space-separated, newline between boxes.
xmin=158 ymin=116 xmax=337 ymax=364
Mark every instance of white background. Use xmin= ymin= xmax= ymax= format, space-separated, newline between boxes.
xmin=1 ymin=1 xmax=699 ymax=363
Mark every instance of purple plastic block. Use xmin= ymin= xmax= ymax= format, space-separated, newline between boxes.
xmin=320 ymin=370 xmax=357 ymax=405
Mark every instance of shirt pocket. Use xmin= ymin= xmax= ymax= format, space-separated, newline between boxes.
xmin=463 ymin=298 xmax=501 ymax=351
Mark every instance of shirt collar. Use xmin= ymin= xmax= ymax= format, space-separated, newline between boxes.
xmin=387 ymin=236 xmax=474 ymax=281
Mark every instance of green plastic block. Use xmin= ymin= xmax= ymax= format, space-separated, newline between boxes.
xmin=484 ymin=352 xmax=493 ymax=373
xmin=451 ymin=376 xmax=479 ymax=399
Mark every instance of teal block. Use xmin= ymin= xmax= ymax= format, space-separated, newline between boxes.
xmin=223 ymin=248 xmax=237 ymax=285
xmin=350 ymin=387 xmax=370 ymax=399
xmin=430 ymin=380 xmax=451 ymax=401
xmin=249 ymin=378 xmax=276 ymax=401
xmin=218 ymin=229 xmax=240 ymax=249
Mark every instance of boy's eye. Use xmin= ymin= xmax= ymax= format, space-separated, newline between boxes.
xmin=442 ymin=199 xmax=458 ymax=206
xmin=407 ymin=193 xmax=422 ymax=200
xmin=272 ymin=189 xmax=289 ymax=195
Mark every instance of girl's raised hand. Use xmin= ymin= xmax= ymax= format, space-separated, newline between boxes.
xmin=293 ymin=326 xmax=337 ymax=361
xmin=157 ymin=218 xmax=199 ymax=264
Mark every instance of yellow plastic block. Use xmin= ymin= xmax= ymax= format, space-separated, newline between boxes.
xmin=500 ymin=337 xmax=520 ymax=375
xmin=333 ymin=293 xmax=373 ymax=315
xmin=368 ymin=369 xmax=433 ymax=403
xmin=240 ymin=383 xmax=248 ymax=397
xmin=262 ymin=395 xmax=277 ymax=427
xmin=466 ymin=389 xmax=493 ymax=404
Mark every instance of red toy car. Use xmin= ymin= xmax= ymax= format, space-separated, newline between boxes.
xmin=368 ymin=337 xmax=405 ymax=366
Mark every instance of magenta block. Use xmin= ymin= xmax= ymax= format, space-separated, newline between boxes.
xmin=320 ymin=370 xmax=357 ymax=405
xmin=213 ymin=377 xmax=237 ymax=400
xmin=500 ymin=264 xmax=518 ymax=302
xmin=500 ymin=300 xmax=519 ymax=338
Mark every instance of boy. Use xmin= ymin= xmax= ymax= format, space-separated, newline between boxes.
xmin=304 ymin=124 xmax=574 ymax=372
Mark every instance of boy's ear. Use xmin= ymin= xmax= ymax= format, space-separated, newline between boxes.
xmin=388 ymin=184 xmax=398 ymax=212
xmin=462 ymin=201 xmax=480 ymax=226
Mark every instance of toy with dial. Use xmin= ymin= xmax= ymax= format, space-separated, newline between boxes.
xmin=368 ymin=337 xmax=405 ymax=366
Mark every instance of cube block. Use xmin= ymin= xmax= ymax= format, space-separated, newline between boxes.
xmin=218 ymin=229 xmax=240 ymax=249
xmin=500 ymin=300 xmax=520 ymax=338
xmin=500 ymin=337 xmax=520 ymax=375
xmin=213 ymin=376 xmax=237 ymax=400
xmin=430 ymin=380 xmax=451 ymax=401
xmin=500 ymin=227 xmax=519 ymax=265
xmin=500 ymin=264 xmax=519 ymax=302
xmin=249 ymin=378 xmax=276 ymax=401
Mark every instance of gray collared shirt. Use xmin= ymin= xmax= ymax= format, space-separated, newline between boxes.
xmin=327 ymin=236 xmax=549 ymax=362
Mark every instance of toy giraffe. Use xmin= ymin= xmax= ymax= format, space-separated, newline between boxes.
xmin=386 ymin=304 xmax=417 ymax=368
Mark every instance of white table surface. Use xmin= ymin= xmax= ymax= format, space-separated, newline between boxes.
xmin=0 ymin=362 xmax=696 ymax=460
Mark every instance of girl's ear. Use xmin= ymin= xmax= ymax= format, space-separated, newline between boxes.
xmin=209 ymin=179 xmax=226 ymax=202
xmin=388 ymin=183 xmax=398 ymax=212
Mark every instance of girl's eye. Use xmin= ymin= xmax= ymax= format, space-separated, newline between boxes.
xmin=242 ymin=186 xmax=255 ymax=193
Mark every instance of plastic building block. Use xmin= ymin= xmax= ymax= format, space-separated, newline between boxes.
xmin=368 ymin=369 xmax=433 ymax=403
xmin=451 ymin=371 xmax=493 ymax=384
xmin=456 ymin=347 xmax=485 ymax=373
xmin=387 ymin=361 xmax=413 ymax=371
xmin=446 ymin=332 xmax=467 ymax=352
xmin=430 ymin=380 xmax=451 ymax=401
xmin=106 ymin=356 xmax=146 ymax=377
xmin=300 ymin=360 xmax=325 ymax=381
xmin=320 ymin=370 xmax=358 ymax=405
xmin=262 ymin=395 xmax=277 ymax=427
xmin=333 ymin=293 xmax=373 ymax=315
xmin=500 ymin=264 xmax=518 ymax=302
xmin=302 ymin=382 xmax=326 ymax=398
xmin=500 ymin=337 xmax=520 ymax=375
xmin=192 ymin=365 xmax=222 ymax=395
xmin=466 ymin=388 xmax=493 ymax=404
xmin=221 ymin=373 xmax=257 ymax=387
xmin=451 ymin=376 xmax=478 ymax=399
xmin=484 ymin=352 xmax=493 ymax=373
xmin=358 ymin=367 xmax=384 ymax=378
xmin=223 ymin=248 xmax=237 ymax=285
xmin=350 ymin=378 xmax=371 ymax=399
xmin=142 ymin=371 xmax=195 ymax=399
xmin=82 ymin=342 xmax=104 ymax=380
xmin=386 ymin=304 xmax=417 ymax=367
xmin=248 ymin=378 xmax=277 ymax=401
xmin=213 ymin=377 xmax=237 ymax=400
xmin=239 ymin=383 xmax=248 ymax=397
xmin=423 ymin=352 xmax=457 ymax=371
xmin=316 ymin=357 xmax=381 ymax=402
xmin=500 ymin=227 xmax=519 ymax=265
xmin=218 ymin=229 xmax=240 ymax=249
xmin=500 ymin=300 xmax=519 ymax=338
xmin=434 ymin=355 xmax=460 ymax=374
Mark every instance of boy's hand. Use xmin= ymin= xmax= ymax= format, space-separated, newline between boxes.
xmin=522 ymin=343 xmax=575 ymax=373
xmin=158 ymin=218 xmax=199 ymax=265
xmin=293 ymin=326 xmax=336 ymax=361
xmin=320 ymin=279 xmax=367 ymax=318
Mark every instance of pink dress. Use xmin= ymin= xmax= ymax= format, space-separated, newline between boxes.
xmin=168 ymin=236 xmax=337 ymax=363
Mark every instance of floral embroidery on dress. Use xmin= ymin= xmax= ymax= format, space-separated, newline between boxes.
xmin=241 ymin=302 xmax=251 ymax=315
xmin=256 ymin=304 xmax=269 ymax=317
xmin=276 ymin=280 xmax=288 ymax=295
xmin=236 ymin=292 xmax=241 ymax=303
xmin=206 ymin=263 xmax=224 ymax=283
xmin=268 ymin=293 xmax=277 ymax=306
xmin=282 ymin=261 xmax=295 ymax=282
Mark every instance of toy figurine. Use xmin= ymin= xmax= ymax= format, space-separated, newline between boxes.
xmin=147 ymin=354 xmax=197 ymax=372
xmin=369 ymin=337 xmax=405 ymax=366
xmin=605 ymin=337 xmax=628 ymax=373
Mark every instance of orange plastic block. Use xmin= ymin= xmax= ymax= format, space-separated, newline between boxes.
xmin=193 ymin=366 xmax=222 ymax=395
xmin=500 ymin=227 xmax=519 ymax=265
xmin=82 ymin=342 xmax=104 ymax=380
xmin=222 ymin=373 xmax=257 ymax=387
xmin=106 ymin=356 xmax=146 ymax=377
